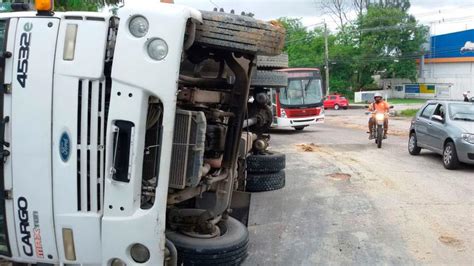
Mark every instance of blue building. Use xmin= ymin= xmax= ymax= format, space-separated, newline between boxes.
xmin=418 ymin=29 xmax=474 ymax=99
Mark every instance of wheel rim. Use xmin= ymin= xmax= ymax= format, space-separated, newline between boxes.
xmin=444 ymin=146 xmax=452 ymax=165
xmin=409 ymin=135 xmax=416 ymax=152
xmin=335 ymin=105 xmax=339 ymax=110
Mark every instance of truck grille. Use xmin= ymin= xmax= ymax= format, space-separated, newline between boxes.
xmin=77 ymin=80 xmax=106 ymax=212
xmin=169 ymin=110 xmax=206 ymax=189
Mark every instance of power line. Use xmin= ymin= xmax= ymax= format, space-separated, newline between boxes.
xmin=208 ymin=0 xmax=219 ymax=8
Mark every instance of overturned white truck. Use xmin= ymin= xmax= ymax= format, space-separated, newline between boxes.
xmin=0 ymin=0 xmax=285 ymax=265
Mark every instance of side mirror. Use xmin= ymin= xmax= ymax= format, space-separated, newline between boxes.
xmin=432 ymin=115 xmax=444 ymax=122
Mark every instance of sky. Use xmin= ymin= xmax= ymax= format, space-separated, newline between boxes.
xmin=174 ymin=0 xmax=474 ymax=36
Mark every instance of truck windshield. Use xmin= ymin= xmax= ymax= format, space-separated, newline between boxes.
xmin=280 ymin=78 xmax=323 ymax=106
xmin=0 ymin=19 xmax=10 ymax=256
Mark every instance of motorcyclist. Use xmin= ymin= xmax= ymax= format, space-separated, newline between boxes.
xmin=368 ymin=93 xmax=390 ymax=139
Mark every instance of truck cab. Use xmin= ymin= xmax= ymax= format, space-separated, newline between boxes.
xmin=0 ymin=1 xmax=285 ymax=265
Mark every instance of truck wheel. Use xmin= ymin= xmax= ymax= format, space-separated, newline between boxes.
xmin=257 ymin=53 xmax=289 ymax=69
xmin=246 ymin=170 xmax=285 ymax=192
xmin=246 ymin=152 xmax=286 ymax=173
xmin=195 ymin=11 xmax=285 ymax=56
xmin=251 ymin=70 xmax=288 ymax=88
xmin=166 ymin=217 xmax=248 ymax=266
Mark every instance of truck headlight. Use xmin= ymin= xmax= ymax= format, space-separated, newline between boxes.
xmin=147 ymin=38 xmax=168 ymax=61
xmin=129 ymin=16 xmax=149 ymax=38
xmin=462 ymin=133 xmax=474 ymax=144
xmin=110 ymin=258 xmax=126 ymax=266
xmin=130 ymin=243 xmax=150 ymax=263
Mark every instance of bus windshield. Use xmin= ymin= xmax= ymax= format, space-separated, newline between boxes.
xmin=280 ymin=78 xmax=323 ymax=106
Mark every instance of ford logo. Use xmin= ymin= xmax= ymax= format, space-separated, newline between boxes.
xmin=59 ymin=132 xmax=71 ymax=162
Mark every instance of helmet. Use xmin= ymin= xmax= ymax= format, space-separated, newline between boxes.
xmin=374 ymin=93 xmax=383 ymax=99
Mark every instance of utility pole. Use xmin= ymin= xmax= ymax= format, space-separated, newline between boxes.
xmin=324 ymin=21 xmax=330 ymax=96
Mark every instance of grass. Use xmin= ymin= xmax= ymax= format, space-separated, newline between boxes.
xmin=398 ymin=109 xmax=419 ymax=117
xmin=388 ymin=98 xmax=427 ymax=104
xmin=353 ymin=98 xmax=427 ymax=104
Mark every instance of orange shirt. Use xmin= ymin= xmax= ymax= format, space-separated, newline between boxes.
xmin=369 ymin=101 xmax=390 ymax=113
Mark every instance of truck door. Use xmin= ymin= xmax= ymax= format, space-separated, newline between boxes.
xmin=11 ymin=18 xmax=59 ymax=261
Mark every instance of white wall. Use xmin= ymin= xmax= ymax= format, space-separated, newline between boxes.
xmin=354 ymin=90 xmax=391 ymax=103
xmin=420 ymin=62 xmax=474 ymax=99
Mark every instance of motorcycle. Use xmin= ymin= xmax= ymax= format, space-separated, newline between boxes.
xmin=369 ymin=111 xmax=387 ymax=148
xmin=365 ymin=106 xmax=393 ymax=149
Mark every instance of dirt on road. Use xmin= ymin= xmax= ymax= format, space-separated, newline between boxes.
xmin=325 ymin=108 xmax=412 ymax=137
xmin=245 ymin=117 xmax=473 ymax=265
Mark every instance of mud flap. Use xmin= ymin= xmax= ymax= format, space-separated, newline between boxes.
xmin=230 ymin=191 xmax=251 ymax=226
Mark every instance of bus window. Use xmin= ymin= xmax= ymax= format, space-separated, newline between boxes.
xmin=280 ymin=78 xmax=322 ymax=106
xmin=304 ymin=79 xmax=323 ymax=104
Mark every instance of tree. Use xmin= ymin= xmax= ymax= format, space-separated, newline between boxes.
xmin=54 ymin=0 xmax=121 ymax=11
xmin=280 ymin=18 xmax=325 ymax=68
xmin=370 ymin=0 xmax=410 ymax=11
xmin=353 ymin=0 xmax=369 ymax=18
xmin=318 ymin=0 xmax=351 ymax=30
xmin=274 ymin=0 xmax=426 ymax=95
xmin=358 ymin=6 xmax=426 ymax=80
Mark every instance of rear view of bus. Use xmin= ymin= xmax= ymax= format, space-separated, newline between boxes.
xmin=272 ymin=68 xmax=325 ymax=130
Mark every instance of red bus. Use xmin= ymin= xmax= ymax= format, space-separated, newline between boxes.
xmin=271 ymin=68 xmax=325 ymax=130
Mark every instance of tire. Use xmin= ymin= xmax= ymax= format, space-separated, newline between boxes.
xmin=443 ymin=142 xmax=460 ymax=170
xmin=377 ymin=126 xmax=383 ymax=149
xmin=166 ymin=217 xmax=249 ymax=266
xmin=294 ymin=126 xmax=305 ymax=131
xmin=408 ymin=132 xmax=421 ymax=155
xmin=256 ymin=53 xmax=289 ymax=69
xmin=246 ymin=171 xmax=285 ymax=192
xmin=246 ymin=152 xmax=286 ymax=173
xmin=251 ymin=70 xmax=288 ymax=88
xmin=195 ymin=11 xmax=286 ymax=56
xmin=334 ymin=104 xmax=340 ymax=110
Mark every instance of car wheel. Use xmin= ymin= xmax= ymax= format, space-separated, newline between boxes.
xmin=334 ymin=104 xmax=340 ymax=110
xmin=246 ymin=152 xmax=286 ymax=173
xmin=294 ymin=126 xmax=305 ymax=131
xmin=166 ymin=217 xmax=249 ymax=266
xmin=408 ymin=132 xmax=422 ymax=155
xmin=443 ymin=142 xmax=460 ymax=170
xmin=246 ymin=171 xmax=285 ymax=192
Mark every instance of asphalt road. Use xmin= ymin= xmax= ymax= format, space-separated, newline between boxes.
xmin=244 ymin=110 xmax=474 ymax=265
